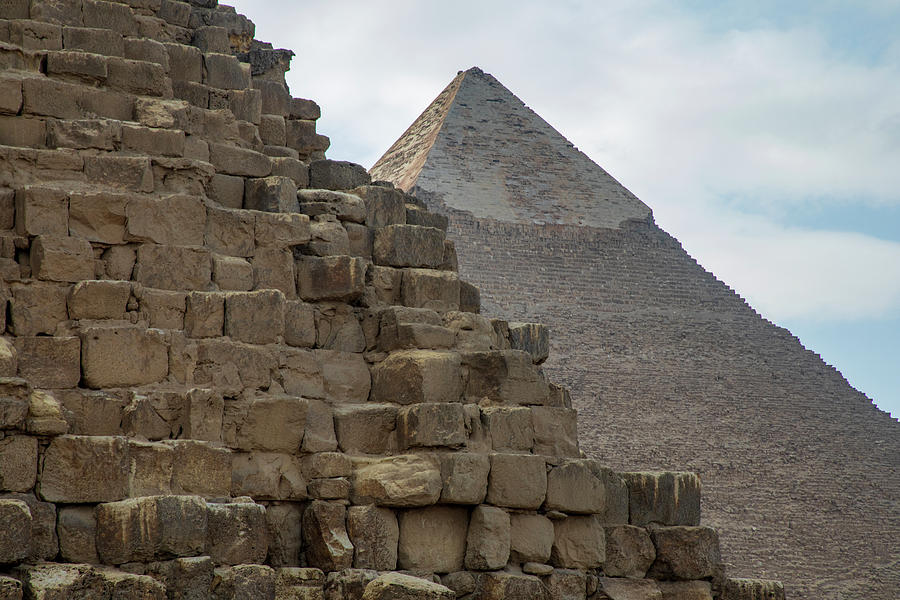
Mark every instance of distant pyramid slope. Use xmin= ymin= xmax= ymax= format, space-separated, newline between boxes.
xmin=371 ymin=67 xmax=651 ymax=227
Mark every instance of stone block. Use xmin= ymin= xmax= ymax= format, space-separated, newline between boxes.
xmin=465 ymin=505 xmax=510 ymax=570
xmin=251 ymin=247 xmax=296 ymax=297
xmin=96 ymin=495 xmax=207 ymax=564
xmin=207 ymin=501 xmax=268 ymax=565
xmin=255 ymin=211 xmax=310 ymax=247
xmin=8 ymin=282 xmax=68 ymax=336
xmin=107 ymin=56 xmax=169 ymax=96
xmin=231 ymin=452 xmax=307 ymax=500
xmin=439 ymin=452 xmax=490 ymax=505
xmin=405 ymin=205 xmax=448 ymax=231
xmin=126 ymin=195 xmax=205 ymax=246
xmin=306 ymin=219 xmax=348 ymax=257
xmin=508 ymin=322 xmax=550 ymax=364
xmin=298 ymin=189 xmax=366 ymax=223
xmin=351 ymin=186 xmax=407 ymax=228
xmin=397 ymin=402 xmax=467 ymax=449
xmin=0 ymin=499 xmax=30 ymax=564
xmin=397 ymin=505 xmax=467 ymax=573
xmin=476 ymin=572 xmax=545 ymax=600
xmin=57 ymin=505 xmax=98 ymax=563
xmin=290 ymin=98 xmax=321 ymax=121
xmin=40 ymin=435 xmax=128 ymax=503
xmin=211 ymin=564 xmax=276 ymax=600
xmin=647 ymin=526 xmax=721 ymax=580
xmin=551 ymin=515 xmax=605 ymax=569
xmin=259 ymin=114 xmax=286 ymax=146
xmin=68 ymin=280 xmax=130 ymax=320
xmin=314 ymin=302 xmax=365 ymax=352
xmin=193 ymin=26 xmax=230 ymax=54
xmin=55 ymin=389 xmax=124 ymax=436
xmin=143 ymin=556 xmax=215 ymax=600
xmin=0 ymin=0 xmax=29 ymax=19
xmin=209 ymin=142 xmax=271 ymax=177
xmin=15 ymin=186 xmax=67 ymax=237
xmin=284 ymin=300 xmax=316 ymax=347
xmin=62 ymin=25 xmax=125 ymax=57
xmin=297 ymin=255 xmax=366 ymax=302
xmin=192 ymin=338 xmax=275 ymax=393
xmin=655 ymin=581 xmax=712 ymax=600
xmin=401 ymin=268 xmax=459 ymax=313
xmin=13 ymin=336 xmax=79 ymax=389
xmin=46 ymin=49 xmax=108 ymax=82
xmin=481 ymin=406 xmax=533 ymax=452
xmin=603 ymin=525 xmax=656 ymax=578
xmin=204 ymin=52 xmax=248 ymax=89
xmin=362 ymin=573 xmax=454 ymax=600
xmin=532 ymin=406 xmax=579 ymax=457
xmin=82 ymin=0 xmax=138 ymax=35
xmin=284 ymin=119 xmax=327 ymax=158
xmin=309 ymin=160 xmax=370 ymax=191
xmin=9 ymin=19 xmax=62 ymax=51
xmin=543 ymin=570 xmax=586 ymax=600
xmin=224 ymin=289 xmax=285 ymax=344
xmin=127 ymin=440 xmax=174 ymax=496
xmin=318 ymin=348 xmax=370 ymax=403
xmin=30 ymin=235 xmax=94 ymax=283
xmin=371 ymin=350 xmax=462 ymax=405
xmin=333 ymin=404 xmax=398 ymax=455
xmin=266 ymin=505 xmax=303 ymax=568
xmin=245 ymin=176 xmax=299 ymax=213
xmin=159 ymin=0 xmax=191 ymax=26
xmin=124 ymin=37 xmax=169 ymax=69
xmin=486 ymin=454 xmax=546 ymax=510
xmin=545 ymin=460 xmax=607 ymax=515
xmin=81 ymin=326 xmax=168 ymax=388
xmin=135 ymin=244 xmax=211 ymax=291
xmin=68 ymin=191 xmax=127 ymax=244
xmin=622 ymin=472 xmax=701 ymax=527
xmin=302 ymin=500 xmax=353 ymax=572
xmin=374 ymin=225 xmax=445 ymax=268
xmin=168 ymin=439 xmax=232 ymax=497
xmin=509 ymin=513 xmax=554 ymax=563
xmin=208 ymin=173 xmax=246 ymax=209
xmin=596 ymin=578 xmax=662 ymax=600
xmin=185 ymin=291 xmax=225 ymax=338
xmin=0 ymin=435 xmax=37 ymax=493
xmin=301 ymin=452 xmax=352 ymax=481
xmin=224 ymin=394 xmax=308 ymax=452
xmin=463 ymin=350 xmax=549 ymax=405
xmin=721 ymin=579 xmax=785 ymax=600
xmin=213 ymin=254 xmax=253 ymax=291
xmin=84 ymin=155 xmax=154 ymax=191
xmin=122 ymin=124 xmax=185 ymax=157
xmin=139 ymin=288 xmax=186 ymax=329
xmin=351 ymin=454 xmax=442 ymax=507
xmin=279 ymin=347 xmax=324 ymax=399
xmin=376 ymin=307 xmax=454 ymax=352
xmin=0 ymin=340 xmax=15 ymax=379
xmin=0 ymin=115 xmax=45 ymax=148
xmin=348 ymin=505 xmax=399 ymax=571
xmin=0 ymin=379 xmax=30 ymax=431
xmin=270 ymin=156 xmax=309 ymax=188
xmin=29 ymin=0 xmax=83 ymax=25
xmin=23 ymin=389 xmax=67 ymax=435
xmin=0 ymin=492 xmax=57 ymax=561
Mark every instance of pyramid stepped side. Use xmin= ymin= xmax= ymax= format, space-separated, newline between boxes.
xmin=0 ymin=3 xmax=779 ymax=600
xmin=371 ymin=68 xmax=900 ymax=599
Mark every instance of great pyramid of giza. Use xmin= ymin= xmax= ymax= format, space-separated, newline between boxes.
xmin=371 ymin=66 xmax=900 ymax=599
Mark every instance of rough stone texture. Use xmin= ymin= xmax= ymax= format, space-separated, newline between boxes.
xmin=551 ymin=515 xmax=605 ymax=570
xmin=370 ymin=350 xmax=462 ymax=405
xmin=0 ymin=499 xmax=31 ymax=565
xmin=397 ymin=505 xmax=468 ymax=573
xmin=721 ymin=578 xmax=786 ymax=600
xmin=352 ymin=455 xmax=442 ymax=507
xmin=476 ymin=572 xmax=546 ymax=600
xmin=604 ymin=525 xmax=656 ymax=578
xmin=348 ymin=505 xmax=400 ymax=570
xmin=623 ymin=472 xmax=701 ymax=527
xmin=439 ymin=452 xmax=490 ymax=505
xmin=309 ymin=160 xmax=370 ymax=191
xmin=486 ymin=453 xmax=546 ymax=509
xmin=40 ymin=435 xmax=129 ymax=503
xmin=207 ymin=501 xmax=268 ymax=565
xmin=464 ymin=505 xmax=509 ymax=570
xmin=302 ymin=500 xmax=353 ymax=572
xmin=648 ymin=526 xmax=722 ymax=581
xmin=361 ymin=573 xmax=454 ymax=600
xmin=81 ymin=326 xmax=168 ymax=388
xmin=509 ymin=513 xmax=554 ymax=564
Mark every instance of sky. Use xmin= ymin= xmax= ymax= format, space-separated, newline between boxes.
xmin=229 ymin=0 xmax=900 ymax=418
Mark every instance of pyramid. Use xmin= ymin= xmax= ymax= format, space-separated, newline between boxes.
xmin=371 ymin=67 xmax=900 ymax=599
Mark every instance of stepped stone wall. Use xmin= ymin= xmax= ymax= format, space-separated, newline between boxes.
xmin=370 ymin=67 xmax=900 ymax=599
xmin=0 ymin=2 xmax=782 ymax=600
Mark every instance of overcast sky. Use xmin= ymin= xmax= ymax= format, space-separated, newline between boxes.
xmin=230 ymin=0 xmax=900 ymax=418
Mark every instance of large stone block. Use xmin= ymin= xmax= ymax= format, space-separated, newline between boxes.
xmin=193 ymin=339 xmax=275 ymax=393
xmin=82 ymin=0 xmax=137 ymax=35
xmin=551 ymin=515 xmax=605 ymax=569
xmin=68 ymin=191 xmax=127 ymax=244
xmin=647 ymin=526 xmax=722 ymax=580
xmin=298 ymin=189 xmax=366 ymax=223
xmin=8 ymin=282 xmax=68 ymax=336
xmin=314 ymin=302 xmax=365 ymax=352
xmin=0 ymin=499 xmax=30 ymax=565
xmin=397 ymin=505 xmax=468 ymax=573
xmin=81 ymin=326 xmax=168 ymax=388
xmin=297 ymin=255 xmax=366 ymax=302
xmin=544 ymin=570 xmax=586 ymax=600
xmin=362 ymin=573 xmax=454 ymax=600
xmin=351 ymin=185 xmax=407 ymax=228
xmin=507 ymin=322 xmax=550 ymax=364
xmin=373 ymin=225 xmax=445 ymax=268
xmin=127 ymin=440 xmax=174 ymax=497
xmin=204 ymin=52 xmax=249 ymax=89
xmin=401 ymin=269 xmax=459 ymax=313
xmin=231 ymin=452 xmax=306 ymax=500
xmin=24 ymin=389 xmax=68 ymax=435
xmin=334 ymin=404 xmax=398 ymax=455
xmin=302 ymin=500 xmax=353 ymax=572
xmin=545 ymin=460 xmax=607 ymax=515
xmin=57 ymin=505 xmax=99 ymax=563
xmin=603 ymin=525 xmax=656 ymax=578
xmin=439 ymin=452 xmax=490 ymax=505
xmin=352 ymin=455 xmax=442 ymax=507
xmin=531 ymin=406 xmax=579 ymax=457
xmin=122 ymin=124 xmax=185 ymax=156
xmin=481 ymin=406 xmax=533 ymax=452
xmin=40 ymin=435 xmax=128 ymax=503
xmin=0 ymin=435 xmax=38 ymax=493
xmin=595 ymin=578 xmax=662 ymax=600
xmin=348 ymin=505 xmax=400 ymax=571
xmin=135 ymin=244 xmax=211 ymax=291
xmin=266 ymin=505 xmax=303 ymax=568
xmin=224 ymin=289 xmax=286 ymax=344
xmin=486 ymin=454 xmax=546 ymax=510
xmin=205 ymin=206 xmax=254 ymax=257
xmin=107 ymin=56 xmax=169 ymax=96
xmin=213 ymin=255 xmax=253 ymax=291
xmin=255 ymin=211 xmax=311 ymax=247
xmin=14 ymin=336 xmax=80 ymax=389
xmin=126 ymin=195 xmax=205 ymax=246
xmin=84 ymin=155 xmax=154 ymax=191
xmin=371 ymin=350 xmax=462 ymax=405
xmin=0 ymin=115 xmax=46 ymax=148
xmin=68 ymin=280 xmax=131 ymax=320
xmin=46 ymin=118 xmax=121 ymax=150
xmin=656 ymin=581 xmax=713 ymax=600
xmin=463 ymin=350 xmax=549 ymax=405
xmin=251 ymin=247 xmax=296 ymax=298
xmin=397 ymin=403 xmax=467 ymax=449
xmin=509 ymin=513 xmax=554 ymax=563
xmin=224 ymin=395 xmax=308 ymax=452
xmin=14 ymin=187 xmax=67 ymax=237
xmin=168 ymin=440 xmax=232 ymax=497
xmin=30 ymin=235 xmax=94 ymax=283
xmin=209 ymin=142 xmax=271 ymax=178
xmin=207 ymin=501 xmax=268 ymax=565
xmin=476 ymin=572 xmax=546 ymax=600
xmin=0 ymin=379 xmax=30 ymax=431
xmin=465 ymin=505 xmax=510 ymax=570
xmin=95 ymin=495 xmax=208 ymax=565
xmin=316 ymin=349 xmax=370 ymax=404
xmin=307 ymin=218 xmax=350 ymax=257
xmin=185 ymin=291 xmax=225 ymax=338
xmin=721 ymin=578 xmax=785 ymax=600
xmin=377 ymin=307 xmax=455 ymax=352
xmin=0 ymin=492 xmax=57 ymax=562
xmin=622 ymin=472 xmax=701 ymax=527
xmin=245 ymin=176 xmax=299 ymax=213
xmin=211 ymin=564 xmax=276 ymax=600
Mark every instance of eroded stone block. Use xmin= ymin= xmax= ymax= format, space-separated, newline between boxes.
xmin=397 ymin=505 xmax=468 ymax=573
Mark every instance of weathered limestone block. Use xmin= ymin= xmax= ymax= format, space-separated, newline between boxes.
xmin=16 ymin=564 xmax=167 ymax=600
xmin=486 ymin=454 xmax=546 ymax=510
xmin=107 ymin=56 xmax=169 ymax=96
xmin=324 ymin=569 xmax=379 ymax=600
xmin=204 ymin=52 xmax=249 ymax=89
xmin=46 ymin=119 xmax=121 ymax=150
xmin=259 ymin=114 xmax=286 ymax=146
xmin=595 ymin=578 xmax=662 ymax=600
xmin=507 ymin=322 xmax=550 ymax=364
xmin=656 ymin=581 xmax=713 ymax=600
xmin=377 ymin=307 xmax=455 ymax=351
xmin=0 ymin=575 xmax=22 ymax=599
xmin=209 ymin=142 xmax=271 ymax=178
xmin=302 ymin=500 xmax=353 ymax=572
xmin=351 ymin=185 xmax=407 ymax=228
xmin=647 ymin=526 xmax=722 ymax=580
xmin=266 ymin=505 xmax=303 ymax=568
xmin=721 ymin=578 xmax=786 ymax=600
xmin=551 ymin=515 xmax=605 ymax=569
xmin=308 ymin=477 xmax=350 ymax=500
xmin=401 ymin=269 xmax=459 ymax=313
xmin=81 ymin=326 xmax=168 ymax=388
xmin=207 ymin=501 xmax=268 ymax=565
xmin=211 ymin=564 xmax=276 ymax=600
xmin=284 ymin=300 xmax=316 ymax=348
xmin=168 ymin=439 xmax=232 ymax=497
xmin=279 ymin=348 xmax=324 ymax=399
xmin=333 ymin=404 xmax=397 ymax=455
xmin=245 ymin=176 xmax=299 ymax=213
xmin=213 ymin=255 xmax=253 ymax=291
xmin=509 ymin=513 xmax=554 ymax=563
xmin=95 ymin=495 xmax=208 ymax=564
xmin=622 ymin=472 xmax=701 ymax=527
xmin=128 ymin=440 xmax=174 ymax=496
xmin=70 ymin=189 xmax=125 ymax=244
xmin=58 ymin=505 xmax=99 ymax=563
xmin=23 ymin=389 xmax=67 ymax=435
xmin=251 ymin=248 xmax=296 ymax=297
xmin=138 ymin=289 xmax=186 ymax=329
xmin=125 ymin=195 xmax=205 ymax=246
xmin=438 ymin=453 xmax=490 ymax=505
xmin=362 ymin=573 xmax=454 ymax=600
xmin=463 ymin=350 xmax=549 ymax=405
xmin=83 ymin=0 xmax=138 ymax=35
xmin=0 ymin=492 xmax=57 ymax=562
xmin=68 ymin=280 xmax=131 ymax=320
xmin=40 ymin=435 xmax=128 ymax=503
xmin=31 ymin=235 xmax=94 ymax=283
xmin=348 ymin=505 xmax=400 ymax=570
xmin=0 ymin=340 xmax=15 ymax=379
xmin=544 ymin=570 xmax=586 ymax=600
xmin=373 ymin=225 xmax=445 ymax=268
xmin=314 ymin=303 xmax=365 ymax=352
xmin=0 ymin=499 xmax=30 ymax=564
xmin=14 ymin=336 xmax=80 ymax=389
xmin=56 ymin=389 xmax=125 ymax=436
xmin=307 ymin=218 xmax=350 ymax=257
xmin=481 ymin=406 xmax=533 ymax=452
xmin=224 ymin=289 xmax=286 ymax=344
xmin=544 ymin=460 xmax=607 ymax=515
xmin=603 ymin=525 xmax=656 ymax=578
xmin=84 ymin=155 xmax=154 ymax=192
xmin=302 ymin=453 xmax=353 ymax=481
xmin=255 ymin=211 xmax=311 ymax=247
xmin=0 ymin=435 xmax=37 ymax=493
xmin=231 ymin=452 xmax=306 ymax=500
xmin=309 ymin=160 xmax=370 ymax=191
xmin=298 ymin=189 xmax=366 ymax=223
xmin=209 ymin=173 xmax=245 ymax=209
xmin=142 ymin=556 xmax=215 ymax=600
xmin=317 ymin=349 xmax=371 ymax=404
xmin=531 ymin=407 xmax=579 ymax=457
xmin=398 ymin=403 xmax=467 ymax=449
xmin=352 ymin=455 xmax=442 ymax=507
xmin=224 ymin=395 xmax=308 ymax=452
xmin=297 ymin=255 xmax=366 ymax=302
xmin=122 ymin=124 xmax=185 ymax=157
xmin=0 ymin=379 xmax=30 ymax=431
xmin=193 ymin=339 xmax=275 ymax=393
xmin=442 ymin=312 xmax=499 ymax=352
xmin=8 ymin=282 xmax=68 ymax=336
xmin=135 ymin=244 xmax=212 ymax=291
xmin=0 ymin=114 xmax=46 ymax=148
xmin=15 ymin=187 xmax=69 ymax=237
xmin=397 ymin=505 xmax=468 ymax=573
xmin=476 ymin=572 xmax=546 ymax=600
xmin=371 ymin=350 xmax=462 ymax=405
xmin=465 ymin=505 xmax=510 ymax=570
xmin=185 ymin=291 xmax=225 ymax=338
xmin=405 ymin=205 xmax=448 ymax=231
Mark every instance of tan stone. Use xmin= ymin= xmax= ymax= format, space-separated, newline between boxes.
xmin=439 ymin=452 xmax=490 ymax=505
xmin=352 ymin=455 xmax=442 ymax=507
xmin=285 ymin=300 xmax=316 ymax=348
xmin=398 ymin=403 xmax=467 ymax=449
xmin=334 ymin=404 xmax=398 ymax=455
xmin=371 ymin=350 xmax=462 ymax=405
xmin=486 ymin=454 xmax=546 ymax=510
xmin=68 ymin=280 xmax=131 ymax=320
xmin=656 ymin=581 xmax=713 ymax=600
xmin=647 ymin=526 xmax=721 ymax=581
xmin=1 ymin=492 xmax=57 ymax=562
xmin=314 ymin=302 xmax=364 ymax=352
xmin=245 ymin=175 xmax=298 ymax=213
xmin=373 ymin=225 xmax=445 ymax=268
xmin=167 ymin=440 xmax=232 ymax=498
xmin=14 ymin=336 xmax=80 ymax=389
xmin=224 ymin=395 xmax=308 ymax=453
xmin=0 ymin=435 xmax=38 ymax=493
xmin=316 ymin=349 xmax=370 ymax=403
xmin=307 ymin=219 xmax=350 ymax=257
xmin=476 ymin=572 xmax=546 ymax=600
xmin=279 ymin=348 xmax=325 ymax=398
xmin=255 ymin=211 xmax=311 ymax=247
xmin=377 ymin=307 xmax=455 ymax=352
xmin=40 ymin=435 xmax=128 ymax=503
xmin=214 ymin=255 xmax=253 ymax=291
xmin=361 ymin=573 xmax=454 ymax=600
xmin=192 ymin=339 xmax=275 ymax=394
xmin=544 ymin=569 xmax=586 ymax=600
xmin=25 ymin=389 xmax=68 ymax=435
xmin=0 ymin=499 xmax=30 ymax=565
xmin=348 ymin=505 xmax=400 ymax=571
xmin=465 ymin=505 xmax=510 ymax=570
xmin=603 ymin=525 xmax=656 ymax=578
xmin=508 ymin=322 xmax=550 ymax=364
xmin=596 ymin=578 xmax=662 ymax=600
xmin=531 ymin=406 xmax=579 ymax=457
xmin=463 ymin=350 xmax=549 ymax=405
xmin=139 ymin=289 xmax=186 ymax=329
xmin=101 ymin=245 xmax=136 ymax=280
xmin=134 ymin=244 xmax=211 ymax=291
xmin=0 ymin=339 xmax=15 ymax=379
xmin=251 ymin=247 xmax=296 ymax=298
xmin=207 ymin=501 xmax=268 ymax=565
xmin=224 ymin=289 xmax=286 ymax=344
xmin=58 ymin=505 xmax=99 ymax=563
xmin=397 ymin=505 xmax=468 ymax=573
xmin=127 ymin=440 xmax=173 ymax=497
xmin=551 ymin=515 xmax=605 ymax=569
xmin=266 ymin=505 xmax=303 ymax=568
xmin=67 ymin=190 xmax=127 ymax=244
xmin=8 ymin=282 xmax=68 ymax=336
xmin=544 ymin=460 xmax=606 ymax=515
xmin=303 ymin=398 xmax=338 ymax=453
xmin=622 ymin=472 xmax=701 ymax=527
xmin=211 ymin=564 xmax=276 ymax=600
xmin=303 ymin=500 xmax=353 ymax=571
xmin=298 ymin=189 xmax=366 ymax=223
xmin=0 ymin=379 xmax=30 ymax=431
xmin=81 ymin=326 xmax=168 ymax=388
xmin=401 ymin=268 xmax=459 ymax=312
xmin=185 ymin=291 xmax=225 ymax=338
xmin=509 ymin=513 xmax=554 ymax=563
xmin=721 ymin=579 xmax=785 ymax=600
xmin=231 ymin=452 xmax=306 ymax=500
xmin=15 ymin=187 xmax=67 ymax=237
xmin=481 ymin=406 xmax=534 ymax=452
xmin=56 ymin=389 xmax=125 ymax=436
xmin=297 ymin=255 xmax=366 ymax=302
xmin=30 ymin=235 xmax=94 ymax=283
xmin=205 ymin=206 xmax=255 ymax=257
